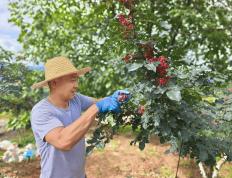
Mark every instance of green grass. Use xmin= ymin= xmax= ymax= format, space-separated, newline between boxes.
xmin=0 ymin=150 xmax=4 ymax=159
xmin=145 ymin=147 xmax=157 ymax=157
xmin=0 ymin=112 xmax=11 ymax=120
xmin=108 ymin=140 xmax=120 ymax=151
xmin=220 ymin=164 xmax=232 ymax=178
xmin=159 ymin=166 xmax=175 ymax=178
xmin=180 ymin=159 xmax=192 ymax=168
xmin=117 ymin=125 xmax=139 ymax=136
xmin=95 ymin=147 xmax=105 ymax=154
xmin=9 ymin=129 xmax=35 ymax=148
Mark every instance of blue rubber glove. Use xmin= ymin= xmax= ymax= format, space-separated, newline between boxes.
xmin=96 ymin=90 xmax=131 ymax=113
xmin=111 ymin=90 xmax=131 ymax=104
xmin=96 ymin=97 xmax=121 ymax=113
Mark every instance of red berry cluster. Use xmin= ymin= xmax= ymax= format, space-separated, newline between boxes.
xmin=118 ymin=93 xmax=129 ymax=102
xmin=117 ymin=1 xmax=170 ymax=86
xmin=156 ymin=76 xmax=170 ymax=86
xmin=117 ymin=14 xmax=134 ymax=30
xmin=142 ymin=43 xmax=170 ymax=86
xmin=149 ymin=56 xmax=170 ymax=86
xmin=117 ymin=0 xmax=134 ymax=38
xmin=122 ymin=54 xmax=133 ymax=63
xmin=148 ymin=56 xmax=169 ymax=76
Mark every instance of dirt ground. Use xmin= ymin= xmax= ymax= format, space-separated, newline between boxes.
xmin=85 ymin=134 xmax=201 ymax=178
xmin=0 ymin=132 xmax=231 ymax=178
xmin=0 ymin=132 xmax=199 ymax=178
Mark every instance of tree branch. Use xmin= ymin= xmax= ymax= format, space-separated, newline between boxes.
xmin=212 ymin=155 xmax=227 ymax=178
xmin=198 ymin=162 xmax=208 ymax=178
xmin=146 ymin=0 xmax=155 ymax=37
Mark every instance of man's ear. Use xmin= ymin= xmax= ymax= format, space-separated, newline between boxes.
xmin=50 ymin=79 xmax=58 ymax=89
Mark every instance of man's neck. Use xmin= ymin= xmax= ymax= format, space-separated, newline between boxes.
xmin=48 ymin=94 xmax=69 ymax=109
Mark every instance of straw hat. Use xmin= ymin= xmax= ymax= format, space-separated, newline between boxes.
xmin=31 ymin=56 xmax=91 ymax=89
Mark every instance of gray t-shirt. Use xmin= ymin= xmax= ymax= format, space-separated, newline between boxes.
xmin=30 ymin=93 xmax=94 ymax=178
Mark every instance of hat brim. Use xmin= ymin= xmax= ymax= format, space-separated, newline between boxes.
xmin=31 ymin=67 xmax=91 ymax=89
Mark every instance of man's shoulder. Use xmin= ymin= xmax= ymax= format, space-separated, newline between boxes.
xmin=30 ymin=98 xmax=56 ymax=124
xmin=73 ymin=92 xmax=82 ymax=99
xmin=73 ymin=92 xmax=92 ymax=100
xmin=72 ymin=92 xmax=83 ymax=102
xmin=72 ymin=92 xmax=93 ymax=104
xmin=31 ymin=98 xmax=50 ymax=114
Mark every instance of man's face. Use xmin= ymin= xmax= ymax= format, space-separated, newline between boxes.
xmin=52 ymin=74 xmax=79 ymax=100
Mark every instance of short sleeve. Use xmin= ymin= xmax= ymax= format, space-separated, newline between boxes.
xmin=31 ymin=108 xmax=63 ymax=142
xmin=76 ymin=93 xmax=94 ymax=112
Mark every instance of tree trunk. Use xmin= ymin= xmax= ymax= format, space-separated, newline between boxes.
xmin=212 ymin=155 xmax=227 ymax=178
xmin=198 ymin=162 xmax=208 ymax=178
xmin=209 ymin=166 xmax=214 ymax=177
xmin=198 ymin=155 xmax=227 ymax=178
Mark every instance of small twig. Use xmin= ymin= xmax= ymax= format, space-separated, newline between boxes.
xmin=175 ymin=140 xmax=183 ymax=178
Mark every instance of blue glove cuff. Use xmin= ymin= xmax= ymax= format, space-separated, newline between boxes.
xmin=96 ymin=100 xmax=104 ymax=113
xmin=96 ymin=97 xmax=121 ymax=113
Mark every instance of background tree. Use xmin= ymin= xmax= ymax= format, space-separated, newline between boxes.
xmin=0 ymin=46 xmax=43 ymax=129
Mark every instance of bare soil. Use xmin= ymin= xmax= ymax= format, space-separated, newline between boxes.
xmin=0 ymin=132 xmax=231 ymax=178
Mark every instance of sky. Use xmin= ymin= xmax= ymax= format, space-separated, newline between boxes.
xmin=0 ymin=0 xmax=44 ymax=70
xmin=0 ymin=0 xmax=22 ymax=52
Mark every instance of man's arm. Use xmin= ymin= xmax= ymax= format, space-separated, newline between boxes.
xmin=44 ymin=90 xmax=130 ymax=151
xmin=45 ymin=104 xmax=99 ymax=151
xmin=90 ymin=97 xmax=103 ymax=103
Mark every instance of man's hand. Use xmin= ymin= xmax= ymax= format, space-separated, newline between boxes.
xmin=96 ymin=97 xmax=121 ymax=113
xmin=111 ymin=90 xmax=131 ymax=104
xmin=96 ymin=89 xmax=131 ymax=113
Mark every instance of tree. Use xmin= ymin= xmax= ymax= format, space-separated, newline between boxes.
xmin=86 ymin=1 xmax=232 ymax=177
xmin=0 ymin=46 xmax=43 ymax=129
xmin=8 ymin=0 xmax=232 ymax=177
xmin=8 ymin=0 xmax=126 ymax=97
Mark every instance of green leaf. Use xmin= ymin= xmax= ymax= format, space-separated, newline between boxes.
xmin=224 ymin=112 xmax=232 ymax=121
xmin=154 ymin=86 xmax=168 ymax=94
xmin=139 ymin=141 xmax=145 ymax=150
xmin=199 ymin=150 xmax=208 ymax=162
xmin=202 ymin=96 xmax=217 ymax=104
xmin=166 ymin=89 xmax=182 ymax=102
xmin=127 ymin=63 xmax=143 ymax=72
xmin=144 ymin=62 xmax=159 ymax=72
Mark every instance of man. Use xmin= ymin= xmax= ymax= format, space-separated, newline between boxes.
xmin=30 ymin=56 xmax=130 ymax=178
